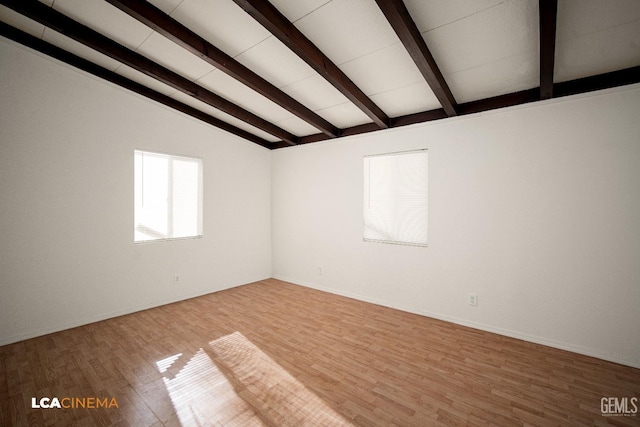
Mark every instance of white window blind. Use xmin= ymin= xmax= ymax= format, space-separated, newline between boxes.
xmin=364 ymin=149 xmax=428 ymax=246
xmin=134 ymin=150 xmax=203 ymax=242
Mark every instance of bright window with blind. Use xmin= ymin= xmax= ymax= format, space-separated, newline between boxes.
xmin=134 ymin=150 xmax=203 ymax=242
xmin=363 ymin=149 xmax=428 ymax=246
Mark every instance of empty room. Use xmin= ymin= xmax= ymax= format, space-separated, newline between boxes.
xmin=1 ymin=0 xmax=639 ymax=425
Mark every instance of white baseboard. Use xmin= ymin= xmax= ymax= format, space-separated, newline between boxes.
xmin=273 ymin=275 xmax=640 ymax=369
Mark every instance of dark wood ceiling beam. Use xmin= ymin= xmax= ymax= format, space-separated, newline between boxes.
xmin=539 ymin=0 xmax=558 ymax=99
xmin=1 ymin=0 xmax=297 ymax=145
xmin=458 ymin=89 xmax=540 ymax=115
xmin=232 ymin=0 xmax=390 ymax=129
xmin=0 ymin=22 xmax=273 ymax=148
xmin=105 ymin=0 xmax=339 ymax=138
xmin=374 ymin=0 xmax=458 ymax=116
xmin=390 ymin=109 xmax=448 ymax=127
xmin=553 ymin=65 xmax=640 ymax=97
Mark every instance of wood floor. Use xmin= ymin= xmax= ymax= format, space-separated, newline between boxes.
xmin=1 ymin=279 xmax=638 ymax=426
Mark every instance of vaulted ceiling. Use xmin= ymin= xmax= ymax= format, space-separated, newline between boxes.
xmin=1 ymin=0 xmax=639 ymax=149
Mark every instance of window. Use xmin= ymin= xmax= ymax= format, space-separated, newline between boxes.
xmin=363 ymin=149 xmax=428 ymax=246
xmin=134 ymin=150 xmax=203 ymax=242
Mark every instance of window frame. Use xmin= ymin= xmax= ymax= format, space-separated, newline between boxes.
xmin=363 ymin=148 xmax=428 ymax=247
xmin=134 ymin=149 xmax=203 ymax=243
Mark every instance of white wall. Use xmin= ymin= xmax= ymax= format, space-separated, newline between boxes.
xmin=0 ymin=39 xmax=272 ymax=345
xmin=272 ymin=85 xmax=640 ymax=368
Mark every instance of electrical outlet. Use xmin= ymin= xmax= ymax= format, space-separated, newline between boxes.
xmin=317 ymin=267 xmax=323 ymax=275
xmin=469 ymin=294 xmax=478 ymax=306
xmin=174 ymin=275 xmax=180 ymax=284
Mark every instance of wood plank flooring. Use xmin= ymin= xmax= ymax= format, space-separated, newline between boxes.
xmin=1 ymin=278 xmax=638 ymax=426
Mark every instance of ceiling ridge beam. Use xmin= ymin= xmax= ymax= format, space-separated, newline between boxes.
xmin=0 ymin=0 xmax=298 ymax=145
xmin=232 ymin=0 xmax=390 ymax=129
xmin=374 ymin=0 xmax=458 ymax=116
xmin=539 ymin=0 xmax=558 ymax=99
xmin=0 ymin=22 xmax=273 ymax=148
xmin=105 ymin=0 xmax=340 ymax=139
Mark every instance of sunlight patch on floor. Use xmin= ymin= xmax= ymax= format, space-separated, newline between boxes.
xmin=156 ymin=332 xmax=353 ymax=426
xmin=208 ymin=331 xmax=353 ymax=426
xmin=156 ymin=348 xmax=264 ymax=426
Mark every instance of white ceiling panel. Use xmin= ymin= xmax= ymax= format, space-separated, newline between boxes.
xmin=280 ymin=74 xmax=351 ymax=112
xmin=273 ymin=115 xmax=322 ymax=137
xmin=270 ymin=0 xmax=331 ymax=23
xmin=114 ymin=63 xmax=178 ymax=97
xmin=146 ymin=0 xmax=184 ymax=15
xmin=294 ymin=0 xmax=398 ymax=66
xmin=41 ymin=28 xmax=122 ymax=72
xmin=168 ymin=0 xmax=271 ymax=58
xmin=315 ymin=102 xmax=371 ymax=129
xmin=51 ymin=0 xmax=153 ymax=51
xmin=556 ymin=0 xmax=640 ymax=41
xmin=555 ymin=0 xmax=640 ymax=82
xmin=276 ymin=116 xmax=324 ymax=136
xmin=446 ymin=51 xmax=539 ymax=103
xmin=555 ymin=21 xmax=640 ymax=83
xmin=338 ymin=42 xmax=425 ymax=96
xmin=421 ymin=0 xmax=538 ymax=102
xmin=370 ymin=81 xmax=441 ymax=117
xmin=197 ymin=69 xmax=295 ymax=124
xmin=423 ymin=0 xmax=538 ymax=76
xmin=404 ymin=0 xmax=505 ymax=33
xmin=0 ymin=5 xmax=45 ymax=38
xmin=135 ymin=31 xmax=215 ymax=81
xmin=235 ymin=36 xmax=316 ymax=89
xmin=170 ymin=90 xmax=280 ymax=143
